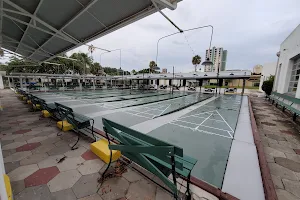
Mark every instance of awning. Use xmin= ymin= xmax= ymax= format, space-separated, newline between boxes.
xmin=0 ymin=0 xmax=181 ymax=62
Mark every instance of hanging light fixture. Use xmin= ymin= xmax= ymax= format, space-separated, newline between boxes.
xmin=201 ymin=57 xmax=213 ymax=66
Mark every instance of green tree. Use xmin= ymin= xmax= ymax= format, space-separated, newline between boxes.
xmin=70 ymin=52 xmax=93 ymax=74
xmin=192 ymin=55 xmax=201 ymax=72
xmin=103 ymin=67 xmax=118 ymax=75
xmin=262 ymin=75 xmax=275 ymax=95
xmin=149 ymin=61 xmax=158 ymax=73
xmin=131 ymin=69 xmax=137 ymax=75
xmin=90 ymin=62 xmax=102 ymax=75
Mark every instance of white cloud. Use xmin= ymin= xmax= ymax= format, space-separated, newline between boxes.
xmin=68 ymin=0 xmax=300 ymax=73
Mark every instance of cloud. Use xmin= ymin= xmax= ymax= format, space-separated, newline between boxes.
xmin=67 ymin=0 xmax=300 ymax=73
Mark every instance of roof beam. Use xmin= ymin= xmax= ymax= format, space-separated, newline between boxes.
xmin=16 ymin=0 xmax=44 ymax=53
xmin=151 ymin=0 xmax=177 ymax=10
xmin=0 ymin=43 xmax=50 ymax=57
xmin=44 ymin=4 xmax=157 ymax=62
xmin=2 ymin=0 xmax=79 ymax=43
xmin=74 ymin=0 xmax=106 ymax=28
xmin=1 ymin=33 xmax=44 ymax=53
xmin=1 ymin=47 xmax=39 ymax=63
xmin=2 ymin=13 xmax=71 ymax=42
xmin=27 ymin=0 xmax=105 ymax=59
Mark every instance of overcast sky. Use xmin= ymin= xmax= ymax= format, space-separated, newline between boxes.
xmin=67 ymin=0 xmax=300 ymax=73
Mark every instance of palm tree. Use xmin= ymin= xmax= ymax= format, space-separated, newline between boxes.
xmin=149 ymin=61 xmax=158 ymax=73
xmin=70 ymin=52 xmax=93 ymax=74
xmin=192 ymin=55 xmax=201 ymax=72
xmin=131 ymin=69 xmax=137 ymax=75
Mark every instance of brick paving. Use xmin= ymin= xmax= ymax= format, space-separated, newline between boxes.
xmin=0 ymin=89 xmax=218 ymax=200
xmin=251 ymin=96 xmax=300 ymax=200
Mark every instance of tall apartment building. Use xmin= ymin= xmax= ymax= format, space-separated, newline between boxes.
xmin=204 ymin=47 xmax=227 ymax=72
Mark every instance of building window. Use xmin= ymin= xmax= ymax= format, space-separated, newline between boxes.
xmin=288 ymin=57 xmax=300 ymax=93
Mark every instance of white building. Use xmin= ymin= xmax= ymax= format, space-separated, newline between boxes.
xmin=205 ymin=47 xmax=227 ymax=72
xmin=162 ymin=68 xmax=167 ymax=73
xmin=259 ymin=62 xmax=276 ymax=91
xmin=273 ymin=24 xmax=300 ymax=98
xmin=253 ymin=65 xmax=263 ymax=74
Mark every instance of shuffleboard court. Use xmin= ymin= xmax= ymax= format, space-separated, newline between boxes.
xmin=92 ymin=93 xmax=212 ymax=129
xmin=71 ymin=92 xmax=188 ymax=115
xmin=147 ymin=95 xmax=242 ymax=188
xmin=89 ymin=92 xmax=174 ymax=103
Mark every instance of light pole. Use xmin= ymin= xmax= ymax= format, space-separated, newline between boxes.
xmin=99 ymin=49 xmax=121 ymax=69
xmin=156 ymin=25 xmax=214 ymax=68
xmin=100 ymin=49 xmax=122 ymax=87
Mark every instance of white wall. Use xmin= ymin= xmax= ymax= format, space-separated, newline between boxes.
xmin=0 ymin=71 xmax=6 ymax=89
xmin=259 ymin=62 xmax=277 ymax=91
xmin=274 ymin=24 xmax=300 ymax=98
xmin=0 ymin=143 xmax=8 ymax=200
xmin=0 ymin=76 xmax=4 ymax=89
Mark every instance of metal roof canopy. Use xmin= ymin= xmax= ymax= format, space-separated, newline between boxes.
xmin=0 ymin=0 xmax=180 ymax=62
xmin=6 ymin=70 xmax=252 ymax=80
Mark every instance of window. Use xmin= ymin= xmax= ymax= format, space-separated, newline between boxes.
xmin=288 ymin=57 xmax=300 ymax=93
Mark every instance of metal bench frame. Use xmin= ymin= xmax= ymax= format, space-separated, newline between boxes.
xmin=55 ymin=103 xmax=95 ymax=150
xmin=268 ymin=92 xmax=300 ymax=121
xmin=102 ymin=118 xmax=197 ymax=199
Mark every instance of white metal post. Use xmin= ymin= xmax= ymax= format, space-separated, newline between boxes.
xmin=20 ymin=77 xmax=23 ymax=89
xmin=78 ymin=78 xmax=82 ymax=91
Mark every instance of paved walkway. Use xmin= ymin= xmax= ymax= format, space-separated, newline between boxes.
xmin=251 ymin=96 xmax=300 ymax=200
xmin=0 ymin=89 xmax=218 ymax=200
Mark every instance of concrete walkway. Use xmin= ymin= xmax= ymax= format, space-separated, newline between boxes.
xmin=251 ymin=96 xmax=300 ymax=200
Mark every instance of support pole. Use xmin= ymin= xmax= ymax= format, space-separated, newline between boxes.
xmin=93 ymin=78 xmax=96 ymax=90
xmin=172 ymin=66 xmax=174 ymax=94
xmin=62 ymin=79 xmax=65 ymax=91
xmin=20 ymin=77 xmax=23 ymax=89
xmin=78 ymin=79 xmax=82 ymax=91
xmin=241 ymin=79 xmax=246 ymax=95
xmin=8 ymin=78 xmax=11 ymax=88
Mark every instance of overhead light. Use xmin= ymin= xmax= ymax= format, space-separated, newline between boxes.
xmin=201 ymin=58 xmax=213 ymax=66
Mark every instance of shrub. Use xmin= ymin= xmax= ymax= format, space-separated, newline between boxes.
xmin=262 ymin=75 xmax=274 ymax=95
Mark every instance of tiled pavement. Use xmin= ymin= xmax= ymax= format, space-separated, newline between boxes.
xmin=251 ymin=96 xmax=300 ymax=200
xmin=0 ymin=89 xmax=217 ymax=200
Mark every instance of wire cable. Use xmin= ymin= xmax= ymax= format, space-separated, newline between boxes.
xmin=150 ymin=0 xmax=183 ymax=32
xmin=182 ymin=32 xmax=196 ymax=56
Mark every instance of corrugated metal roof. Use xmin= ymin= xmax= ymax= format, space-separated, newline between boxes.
xmin=0 ymin=0 xmax=181 ymax=62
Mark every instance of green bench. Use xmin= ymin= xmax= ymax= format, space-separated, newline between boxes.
xmin=36 ymin=98 xmax=57 ymax=115
xmin=269 ymin=92 xmax=300 ymax=121
xmin=102 ymin=118 xmax=197 ymax=199
xmin=55 ymin=103 xmax=95 ymax=150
